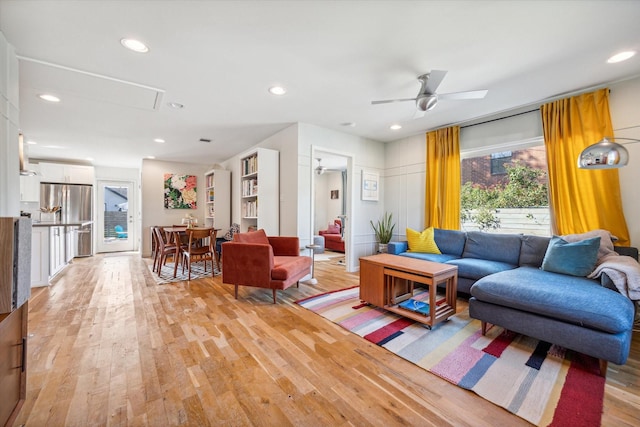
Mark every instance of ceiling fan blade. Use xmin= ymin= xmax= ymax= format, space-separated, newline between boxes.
xmin=412 ymin=108 xmax=426 ymax=120
xmin=371 ymin=97 xmax=418 ymax=105
xmin=423 ymin=70 xmax=448 ymax=94
xmin=438 ymin=89 xmax=488 ymax=100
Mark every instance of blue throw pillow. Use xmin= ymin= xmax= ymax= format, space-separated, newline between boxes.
xmin=541 ymin=236 xmax=601 ymax=276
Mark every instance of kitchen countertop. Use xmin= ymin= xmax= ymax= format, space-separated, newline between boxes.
xmin=32 ymin=221 xmax=94 ymax=227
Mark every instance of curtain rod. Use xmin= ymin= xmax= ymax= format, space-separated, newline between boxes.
xmin=432 ymin=73 xmax=640 ymax=133
xmin=460 ymin=108 xmax=540 ymax=129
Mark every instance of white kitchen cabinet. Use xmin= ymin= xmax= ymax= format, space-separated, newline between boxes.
xmin=65 ymin=226 xmax=74 ymax=263
xmin=30 ymin=227 xmax=49 ymax=287
xmin=49 ymin=226 xmax=65 ymax=278
xmin=39 ymin=162 xmax=95 ymax=184
xmin=31 ymin=225 xmax=72 ymax=287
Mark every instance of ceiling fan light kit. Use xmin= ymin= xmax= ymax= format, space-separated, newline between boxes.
xmin=371 ymin=70 xmax=487 ymax=114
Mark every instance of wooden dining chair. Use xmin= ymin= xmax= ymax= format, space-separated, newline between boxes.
xmin=151 ymin=226 xmax=161 ymax=272
xmin=172 ymin=224 xmax=190 ymax=244
xmin=181 ymin=228 xmax=219 ymax=280
xmin=153 ymin=226 xmax=181 ymax=277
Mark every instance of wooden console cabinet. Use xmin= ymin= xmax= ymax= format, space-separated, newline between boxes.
xmin=0 ymin=217 xmax=31 ymax=426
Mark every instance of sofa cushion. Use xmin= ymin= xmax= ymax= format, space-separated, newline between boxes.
xmin=326 ymin=223 xmax=341 ymax=234
xmin=519 ymin=235 xmax=550 ymax=267
xmin=398 ymin=252 xmax=459 ymax=263
xmin=470 ymin=266 xmax=634 ymax=334
xmin=272 ymin=256 xmax=311 ymax=281
xmin=446 ymin=257 xmax=517 ymax=280
xmin=434 ymin=228 xmax=466 ymax=257
xmin=462 ymin=231 xmax=522 ymax=265
xmin=234 ymin=228 xmax=269 ymax=245
xmin=541 ymin=236 xmax=600 ymax=277
xmin=406 ymin=227 xmax=441 ymax=254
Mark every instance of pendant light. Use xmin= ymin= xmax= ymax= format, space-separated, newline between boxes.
xmin=577 ymin=137 xmax=640 ymax=169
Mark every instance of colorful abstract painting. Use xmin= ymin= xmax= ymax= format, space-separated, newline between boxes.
xmin=164 ymin=173 xmax=197 ymax=209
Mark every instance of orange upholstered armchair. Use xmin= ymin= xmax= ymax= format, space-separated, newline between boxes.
xmin=221 ymin=229 xmax=312 ymax=303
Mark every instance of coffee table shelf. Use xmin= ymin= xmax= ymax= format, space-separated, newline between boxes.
xmin=359 ymin=254 xmax=458 ymax=329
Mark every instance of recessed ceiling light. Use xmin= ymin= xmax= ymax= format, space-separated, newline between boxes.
xmin=38 ymin=94 xmax=60 ymax=102
xmin=167 ymin=102 xmax=184 ymax=109
xmin=154 ymin=138 xmax=165 ymax=143
xmin=341 ymin=122 xmax=356 ymax=127
xmin=607 ymin=51 xmax=636 ymax=63
xmin=146 ymin=155 xmax=156 ymax=159
xmin=42 ymin=145 xmax=67 ymax=149
xmin=120 ymin=38 xmax=149 ymax=53
xmin=26 ymin=140 xmax=37 ymax=145
xmin=390 ymin=124 xmax=402 ymax=130
xmin=86 ymin=157 xmax=94 ymax=162
xmin=268 ymin=86 xmax=287 ymax=95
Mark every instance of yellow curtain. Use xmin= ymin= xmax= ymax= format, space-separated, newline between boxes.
xmin=425 ymin=126 xmax=461 ymax=229
xmin=541 ymin=88 xmax=630 ymax=245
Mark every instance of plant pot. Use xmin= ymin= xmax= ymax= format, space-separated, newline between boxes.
xmin=377 ymin=243 xmax=388 ymax=253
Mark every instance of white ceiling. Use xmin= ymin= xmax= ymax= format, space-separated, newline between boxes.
xmin=2 ymin=1 xmax=639 ymax=169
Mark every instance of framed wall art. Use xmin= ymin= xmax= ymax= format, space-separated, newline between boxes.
xmin=331 ymin=189 xmax=339 ymax=199
xmin=164 ymin=173 xmax=198 ymax=209
xmin=361 ymin=170 xmax=379 ymax=201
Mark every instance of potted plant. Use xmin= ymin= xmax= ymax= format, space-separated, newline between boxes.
xmin=370 ymin=212 xmax=395 ymax=253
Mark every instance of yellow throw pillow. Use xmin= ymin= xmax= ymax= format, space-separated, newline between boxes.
xmin=406 ymin=227 xmax=441 ymax=254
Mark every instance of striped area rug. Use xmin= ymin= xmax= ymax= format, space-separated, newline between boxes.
xmin=296 ymin=286 xmax=605 ymax=427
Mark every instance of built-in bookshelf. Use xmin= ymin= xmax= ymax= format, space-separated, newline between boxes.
xmin=204 ymin=168 xmax=231 ymax=231
xmin=240 ymin=148 xmax=279 ymax=235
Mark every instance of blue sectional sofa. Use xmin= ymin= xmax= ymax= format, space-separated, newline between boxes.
xmin=387 ymin=229 xmax=637 ymax=370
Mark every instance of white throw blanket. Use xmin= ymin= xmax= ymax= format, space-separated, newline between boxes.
xmin=588 ymin=253 xmax=640 ymax=300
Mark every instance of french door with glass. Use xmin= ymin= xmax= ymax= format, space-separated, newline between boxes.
xmin=96 ymin=180 xmax=135 ymax=253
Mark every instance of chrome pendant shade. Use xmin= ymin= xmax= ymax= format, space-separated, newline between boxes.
xmin=577 ymin=137 xmax=639 ymax=169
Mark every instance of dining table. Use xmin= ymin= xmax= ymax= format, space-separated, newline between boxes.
xmin=161 ymin=226 xmax=218 ymax=278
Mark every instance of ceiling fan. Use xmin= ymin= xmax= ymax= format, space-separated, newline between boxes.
xmin=315 ymin=158 xmax=343 ymax=175
xmin=371 ymin=70 xmax=488 ymax=114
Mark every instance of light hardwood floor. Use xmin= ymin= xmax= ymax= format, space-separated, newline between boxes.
xmin=15 ymin=253 xmax=640 ymax=426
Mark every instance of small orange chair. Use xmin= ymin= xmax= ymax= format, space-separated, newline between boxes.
xmin=221 ymin=229 xmax=312 ymax=303
xmin=318 ymin=219 xmax=345 ymax=252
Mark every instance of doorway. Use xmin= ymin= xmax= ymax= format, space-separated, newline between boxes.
xmin=96 ymin=180 xmax=135 ymax=253
xmin=311 ymin=148 xmax=355 ymax=272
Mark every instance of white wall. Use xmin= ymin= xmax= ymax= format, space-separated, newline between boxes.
xmin=0 ymin=31 xmax=20 ymax=217
xmin=298 ymin=123 xmax=386 ymax=270
xmin=384 ymin=134 xmax=426 ymax=240
xmin=610 ymin=76 xmax=640 ymax=247
xmin=220 ymin=122 xmax=386 ymax=271
xmin=221 ymin=124 xmax=299 ymax=237
xmin=140 ymin=159 xmax=211 ymax=257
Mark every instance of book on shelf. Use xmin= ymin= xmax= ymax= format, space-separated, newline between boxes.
xmin=242 ymin=155 xmax=258 ymax=175
xmin=242 ymin=178 xmax=258 ymax=197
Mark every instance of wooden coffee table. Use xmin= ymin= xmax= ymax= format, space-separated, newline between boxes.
xmin=359 ymin=254 xmax=458 ymax=329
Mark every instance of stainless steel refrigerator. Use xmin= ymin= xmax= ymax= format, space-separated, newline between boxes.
xmin=40 ymin=183 xmax=93 ymax=257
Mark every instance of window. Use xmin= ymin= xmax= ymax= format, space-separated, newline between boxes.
xmin=461 ymin=145 xmax=550 ymax=236
xmin=490 ymin=151 xmax=512 ymax=175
